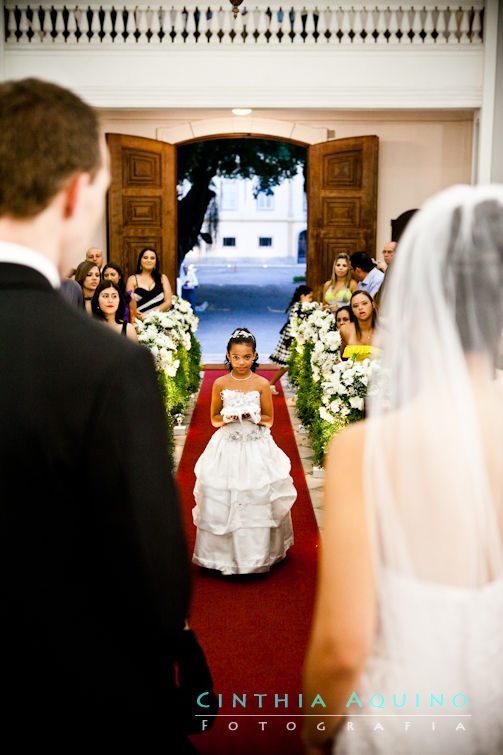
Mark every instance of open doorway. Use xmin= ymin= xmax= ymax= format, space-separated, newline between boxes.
xmin=106 ymin=132 xmax=378 ymax=361
xmin=176 ymin=137 xmax=307 ymax=361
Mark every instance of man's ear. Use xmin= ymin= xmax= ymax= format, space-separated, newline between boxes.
xmin=62 ymin=172 xmax=91 ymax=219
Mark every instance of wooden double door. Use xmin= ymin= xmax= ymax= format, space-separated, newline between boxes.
xmin=107 ymin=133 xmax=378 ymax=293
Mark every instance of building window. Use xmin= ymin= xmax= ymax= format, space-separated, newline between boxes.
xmin=223 ymin=237 xmax=236 ymax=247
xmin=259 ymin=237 xmax=273 ymax=247
xmin=220 ymin=181 xmax=238 ymax=211
xmin=257 ymin=191 xmax=274 ymax=211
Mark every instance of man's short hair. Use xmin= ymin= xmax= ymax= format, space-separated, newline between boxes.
xmin=350 ymin=251 xmax=375 ymax=273
xmin=0 ymin=78 xmax=102 ymax=219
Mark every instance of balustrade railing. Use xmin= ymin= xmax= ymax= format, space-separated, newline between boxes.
xmin=4 ymin=3 xmax=484 ymax=46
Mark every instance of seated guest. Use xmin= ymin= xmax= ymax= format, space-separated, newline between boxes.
xmin=322 ymin=254 xmax=357 ymax=312
xmin=74 ymin=260 xmax=100 ymax=313
xmin=102 ymin=261 xmax=137 ymax=323
xmin=91 ymin=281 xmax=137 ymax=342
xmin=86 ymin=246 xmax=104 ymax=270
xmin=339 ymin=291 xmax=381 ymax=361
xmin=126 ymin=247 xmax=172 ymax=321
xmin=335 ymin=305 xmax=351 ymax=330
xmin=374 ymin=241 xmax=397 ymax=311
xmin=350 ymin=251 xmax=385 ymax=298
xmin=376 ymin=241 xmax=397 ymax=273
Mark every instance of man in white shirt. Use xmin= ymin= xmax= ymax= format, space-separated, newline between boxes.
xmin=180 ymin=262 xmax=199 ymax=310
xmin=350 ymin=251 xmax=385 ymax=298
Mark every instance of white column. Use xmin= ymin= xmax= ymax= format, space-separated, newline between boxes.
xmin=478 ymin=0 xmax=503 ymax=183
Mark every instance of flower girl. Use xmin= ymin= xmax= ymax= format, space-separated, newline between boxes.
xmin=192 ymin=328 xmax=297 ymax=575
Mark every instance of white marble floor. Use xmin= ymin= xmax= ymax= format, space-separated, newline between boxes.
xmin=173 ymin=374 xmax=324 ymax=531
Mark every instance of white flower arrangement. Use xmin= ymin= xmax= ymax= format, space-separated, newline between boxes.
xmin=289 ymin=302 xmax=342 ymax=382
xmin=319 ymin=357 xmax=381 ymax=425
xmin=135 ymin=295 xmax=199 ymax=377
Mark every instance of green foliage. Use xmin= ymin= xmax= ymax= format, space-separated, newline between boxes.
xmin=156 ymin=335 xmax=202 ymax=467
xmin=295 ymin=343 xmax=323 ymax=429
xmin=287 ymin=340 xmax=302 ymax=387
xmin=187 ymin=332 xmax=202 ymax=394
xmin=178 ymin=138 xmax=306 ymax=196
xmin=310 ymin=415 xmax=345 ymax=468
xmin=293 ymin=275 xmax=306 ymax=282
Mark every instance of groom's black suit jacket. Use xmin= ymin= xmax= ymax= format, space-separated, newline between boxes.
xmin=0 ymin=263 xmax=193 ymax=747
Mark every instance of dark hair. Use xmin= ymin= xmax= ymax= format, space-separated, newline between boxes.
xmin=350 ymin=251 xmax=375 ymax=273
xmin=335 ymin=305 xmax=352 ymax=327
xmin=102 ymin=262 xmax=126 ymax=295
xmin=285 ymin=284 xmax=312 ymax=313
xmin=351 ymin=290 xmax=377 ymax=337
xmin=74 ymin=260 xmax=100 ymax=289
xmin=0 ymin=78 xmax=101 ymax=219
xmin=91 ymin=281 xmax=125 ymax=323
xmin=136 ymin=248 xmax=161 ymax=284
xmin=225 ymin=328 xmax=259 ymax=372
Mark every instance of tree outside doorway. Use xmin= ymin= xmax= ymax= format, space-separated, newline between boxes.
xmin=176 ymin=138 xmax=307 ymax=361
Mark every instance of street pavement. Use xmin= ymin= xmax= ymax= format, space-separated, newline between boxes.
xmin=190 ymin=263 xmax=306 ymax=361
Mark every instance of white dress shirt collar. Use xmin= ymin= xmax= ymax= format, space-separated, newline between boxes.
xmin=0 ymin=241 xmax=61 ymax=289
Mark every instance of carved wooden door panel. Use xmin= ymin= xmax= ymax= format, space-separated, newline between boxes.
xmin=306 ymin=136 xmax=378 ymax=297
xmin=106 ymin=133 xmax=177 ymax=288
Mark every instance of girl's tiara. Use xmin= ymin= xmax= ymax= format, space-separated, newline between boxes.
xmin=230 ymin=328 xmax=255 ymax=341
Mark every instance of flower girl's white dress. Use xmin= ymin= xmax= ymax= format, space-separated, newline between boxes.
xmin=192 ymin=389 xmax=296 ymax=575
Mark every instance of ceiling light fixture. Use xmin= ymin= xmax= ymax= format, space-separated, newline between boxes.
xmin=232 ymin=108 xmax=252 ymax=116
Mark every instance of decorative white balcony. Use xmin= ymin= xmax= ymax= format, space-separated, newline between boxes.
xmin=4 ymin=3 xmax=484 ymax=48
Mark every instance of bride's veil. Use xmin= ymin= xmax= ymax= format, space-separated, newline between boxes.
xmin=366 ymin=184 xmax=503 ymax=590
xmin=361 ymin=187 xmax=503 ymax=722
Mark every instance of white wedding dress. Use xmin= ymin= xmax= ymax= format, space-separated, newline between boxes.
xmin=334 ymin=570 xmax=503 ymax=755
xmin=192 ymin=389 xmax=296 ymax=575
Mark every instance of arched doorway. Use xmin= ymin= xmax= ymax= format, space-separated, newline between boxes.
xmin=106 ymin=132 xmax=379 ymax=299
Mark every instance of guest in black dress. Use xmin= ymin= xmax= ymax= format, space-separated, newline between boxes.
xmin=126 ymin=248 xmax=172 ymax=321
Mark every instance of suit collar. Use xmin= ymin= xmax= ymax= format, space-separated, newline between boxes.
xmin=0 ymin=262 xmax=55 ymax=292
xmin=0 ymin=241 xmax=60 ymax=288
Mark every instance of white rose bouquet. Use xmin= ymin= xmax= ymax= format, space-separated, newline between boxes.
xmin=320 ymin=356 xmax=381 ymax=425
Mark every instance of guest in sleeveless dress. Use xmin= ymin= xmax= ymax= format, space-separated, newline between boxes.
xmin=74 ymin=260 xmax=100 ymax=314
xmin=92 ymin=281 xmax=137 ymax=341
xmin=102 ymin=262 xmax=137 ymax=324
xmin=192 ymin=328 xmax=296 ymax=576
xmin=322 ymin=254 xmax=357 ymax=313
xmin=339 ymin=291 xmax=379 ymax=362
xmin=126 ymin=247 xmax=172 ymax=322
xmin=303 ymin=185 xmax=503 ymax=755
xmin=269 ymin=284 xmax=313 ymax=394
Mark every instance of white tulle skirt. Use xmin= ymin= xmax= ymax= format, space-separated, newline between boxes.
xmin=192 ymin=421 xmax=296 ymax=575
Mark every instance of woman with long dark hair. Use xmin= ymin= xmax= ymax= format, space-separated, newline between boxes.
xmin=126 ymin=248 xmax=172 ymax=321
xmin=102 ymin=261 xmax=137 ymax=324
xmin=91 ymin=281 xmax=137 ymax=342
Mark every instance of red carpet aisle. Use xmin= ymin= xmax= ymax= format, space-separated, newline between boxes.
xmin=176 ymin=371 xmax=320 ymax=755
